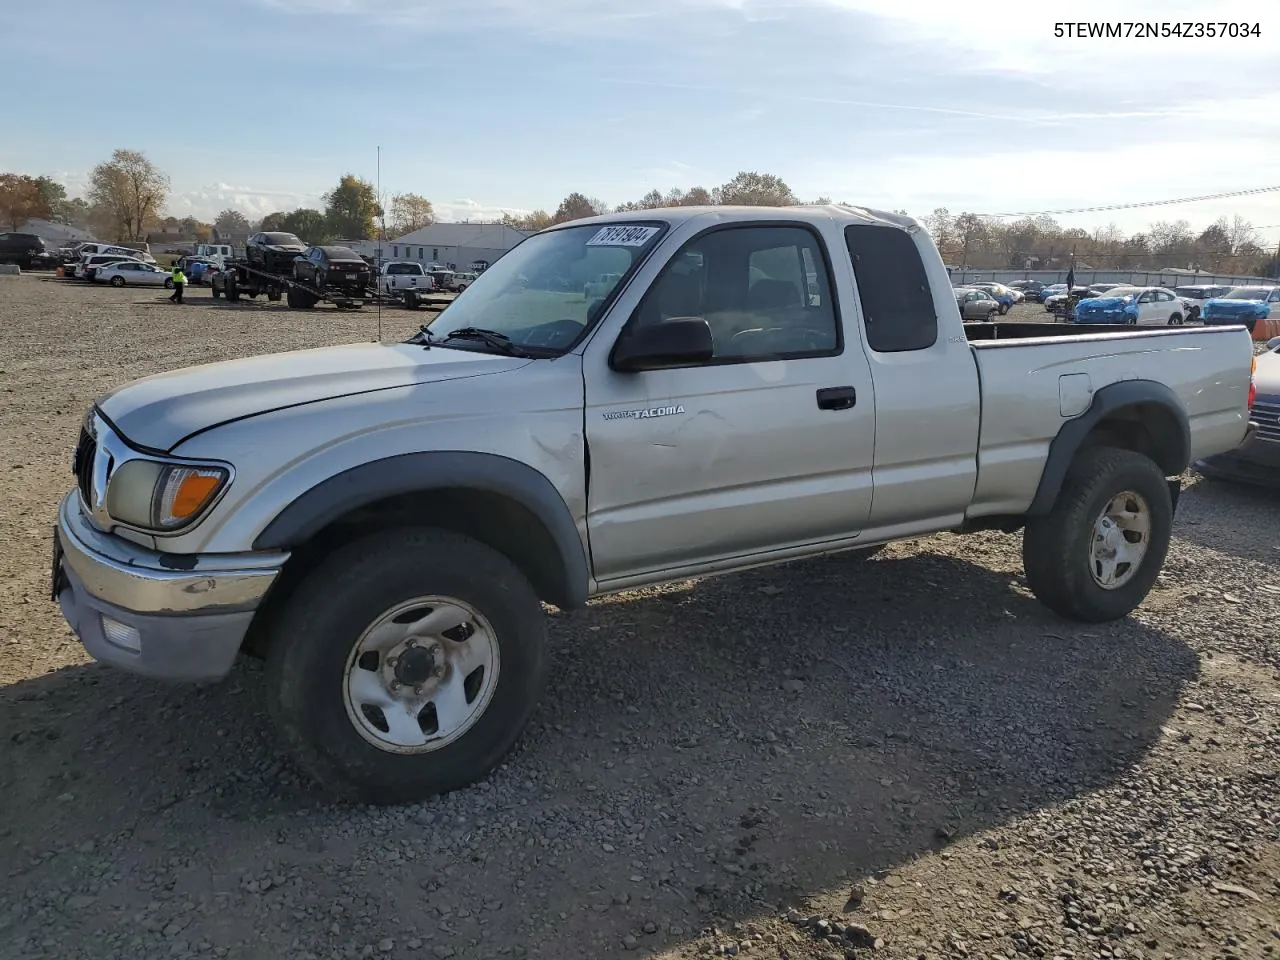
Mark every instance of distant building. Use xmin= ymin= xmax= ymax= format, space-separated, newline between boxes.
xmin=385 ymin=222 xmax=532 ymax=269
xmin=211 ymin=224 xmax=251 ymax=254
xmin=17 ymin=218 xmax=96 ymax=247
xmin=146 ymin=228 xmax=200 ymax=254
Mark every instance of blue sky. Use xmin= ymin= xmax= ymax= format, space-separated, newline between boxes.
xmin=3 ymin=0 xmax=1279 ymax=242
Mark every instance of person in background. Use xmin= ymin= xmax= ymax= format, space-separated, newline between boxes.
xmin=168 ymin=264 xmax=187 ymax=304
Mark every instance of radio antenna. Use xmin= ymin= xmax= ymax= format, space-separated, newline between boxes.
xmin=376 ymin=145 xmax=383 ymax=342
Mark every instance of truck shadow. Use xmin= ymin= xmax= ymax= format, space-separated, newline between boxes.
xmin=0 ymin=549 xmax=1196 ymax=958
xmin=1173 ymin=473 xmax=1280 ymax=564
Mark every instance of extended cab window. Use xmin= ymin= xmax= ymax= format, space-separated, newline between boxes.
xmin=631 ymin=225 xmax=839 ymax=362
xmin=843 ymin=224 xmax=937 ymax=353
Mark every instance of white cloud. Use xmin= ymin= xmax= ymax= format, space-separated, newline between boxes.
xmin=798 ymin=136 xmax=1280 ymax=234
xmin=433 ymin=198 xmax=531 ymax=221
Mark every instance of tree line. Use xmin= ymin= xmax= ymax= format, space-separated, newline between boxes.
xmin=920 ymin=208 xmax=1277 ymax=277
xmin=0 ymin=149 xmax=432 ymax=247
xmin=3 ymin=149 xmax=1276 ymax=277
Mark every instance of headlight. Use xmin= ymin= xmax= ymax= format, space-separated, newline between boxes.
xmin=105 ymin=460 xmax=229 ymax=531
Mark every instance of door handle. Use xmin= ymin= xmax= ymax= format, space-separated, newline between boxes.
xmin=816 ymin=386 xmax=857 ymax=410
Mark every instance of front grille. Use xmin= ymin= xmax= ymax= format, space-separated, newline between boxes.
xmin=1253 ymin=399 xmax=1280 ymax=443
xmin=73 ymin=426 xmax=96 ymax=505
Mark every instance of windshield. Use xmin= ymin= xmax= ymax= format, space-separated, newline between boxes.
xmin=263 ymin=233 xmax=303 ymax=245
xmin=1223 ymin=287 xmax=1268 ymax=300
xmin=422 ymin=221 xmax=667 ymax=353
xmin=1174 ymin=287 xmax=1208 ymax=298
xmin=1098 ymin=286 xmax=1140 ymax=298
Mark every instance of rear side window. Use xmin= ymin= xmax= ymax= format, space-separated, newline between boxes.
xmin=843 ymin=225 xmax=937 ymax=352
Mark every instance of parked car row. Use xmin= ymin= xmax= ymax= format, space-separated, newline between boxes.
xmin=1065 ymin=284 xmax=1279 ymax=329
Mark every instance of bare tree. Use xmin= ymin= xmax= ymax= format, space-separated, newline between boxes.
xmin=388 ymin=193 xmax=435 ymax=237
xmin=551 ymin=193 xmax=606 ymax=224
xmin=87 ymin=149 xmax=169 ymax=241
xmin=1226 ymin=215 xmax=1257 ymax=253
xmin=711 ymin=171 xmax=798 ymax=206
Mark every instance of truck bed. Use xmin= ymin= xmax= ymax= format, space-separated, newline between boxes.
xmin=964 ymin=322 xmax=1254 ymax=519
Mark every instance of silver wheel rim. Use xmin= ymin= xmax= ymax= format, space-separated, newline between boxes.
xmin=342 ymin=596 xmax=500 ymax=754
xmin=1090 ymin=490 xmax=1151 ymax=590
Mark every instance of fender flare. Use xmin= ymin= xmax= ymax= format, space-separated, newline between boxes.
xmin=1027 ymin=379 xmax=1190 ymax=516
xmin=252 ymin=451 xmax=589 ymax=609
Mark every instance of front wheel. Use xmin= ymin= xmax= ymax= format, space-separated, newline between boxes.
xmin=265 ymin=527 xmax=549 ymax=804
xmin=1022 ymin=447 xmax=1172 ymax=622
xmin=998 ymin=302 xmax=1009 ymax=315
xmin=163 ymin=278 xmax=174 ymax=289
xmin=110 ymin=276 xmax=125 ymax=287
xmin=1167 ymin=313 xmax=1182 ymax=326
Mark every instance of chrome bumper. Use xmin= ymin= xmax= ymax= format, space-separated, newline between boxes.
xmin=53 ymin=492 xmax=288 ymax=681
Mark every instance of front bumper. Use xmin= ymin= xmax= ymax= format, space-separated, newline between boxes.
xmin=52 ymin=492 xmax=287 ymax=681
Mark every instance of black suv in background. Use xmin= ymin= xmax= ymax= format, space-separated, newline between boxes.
xmin=0 ymin=233 xmax=57 ymax=269
xmin=245 ymin=232 xmax=307 ymax=274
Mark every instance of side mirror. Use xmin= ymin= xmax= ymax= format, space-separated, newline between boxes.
xmin=611 ymin=318 xmax=714 ymax=372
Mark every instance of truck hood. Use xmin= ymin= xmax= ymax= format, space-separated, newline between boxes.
xmin=97 ymin=342 xmax=529 ymax=452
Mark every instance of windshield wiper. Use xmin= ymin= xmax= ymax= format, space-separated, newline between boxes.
xmin=440 ymin=327 xmax=529 ymax=356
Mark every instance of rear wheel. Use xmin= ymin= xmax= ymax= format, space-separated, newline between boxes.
xmin=264 ymin=528 xmax=549 ymax=804
xmin=110 ymin=275 xmax=125 ymax=287
xmin=226 ymin=277 xmax=240 ymax=302
xmin=986 ymin=309 xmax=998 ymax=322
xmin=1023 ymin=447 xmax=1172 ymax=622
xmin=211 ymin=283 xmax=221 ymax=299
xmin=998 ymin=302 xmax=1009 ymax=315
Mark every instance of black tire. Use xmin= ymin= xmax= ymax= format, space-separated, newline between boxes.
xmin=211 ymin=283 xmax=221 ymax=299
xmin=286 ymin=286 xmax=300 ymax=308
xmin=267 ymin=288 xmax=282 ymax=302
xmin=998 ymin=302 xmax=1009 ymax=315
xmin=986 ymin=309 xmax=998 ymax=322
xmin=226 ymin=279 xmax=240 ymax=303
xmin=1022 ymin=447 xmax=1172 ymax=622
xmin=164 ymin=278 xmax=174 ymax=289
xmin=110 ymin=275 xmax=125 ymax=287
xmin=1167 ymin=313 xmax=1182 ymax=326
xmin=264 ymin=527 xmax=548 ymax=805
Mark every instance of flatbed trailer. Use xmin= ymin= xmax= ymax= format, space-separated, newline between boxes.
xmin=212 ymin=260 xmax=374 ymax=310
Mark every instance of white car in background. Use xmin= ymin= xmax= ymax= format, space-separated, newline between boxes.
xmin=95 ymin=261 xmax=175 ymax=288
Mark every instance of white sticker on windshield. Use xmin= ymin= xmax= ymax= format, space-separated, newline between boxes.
xmin=586 ymin=225 xmax=660 ymax=247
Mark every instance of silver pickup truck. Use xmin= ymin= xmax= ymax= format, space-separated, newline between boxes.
xmin=52 ymin=204 xmax=1258 ymax=804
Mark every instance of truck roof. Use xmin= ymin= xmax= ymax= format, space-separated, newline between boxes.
xmin=546 ymin=204 xmax=922 ymax=234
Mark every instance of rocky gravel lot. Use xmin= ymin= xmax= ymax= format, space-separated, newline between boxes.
xmin=1 ymin=275 xmax=1277 ymax=960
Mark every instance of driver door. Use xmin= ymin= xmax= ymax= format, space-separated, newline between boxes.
xmin=583 ymin=221 xmax=876 ymax=584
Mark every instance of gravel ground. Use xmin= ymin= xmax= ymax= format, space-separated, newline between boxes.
xmin=1 ymin=275 xmax=1277 ymax=960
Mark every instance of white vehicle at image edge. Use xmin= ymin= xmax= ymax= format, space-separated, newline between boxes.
xmin=94 ymin=261 xmax=175 ymax=288
xmin=50 ymin=204 xmax=1258 ymax=805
